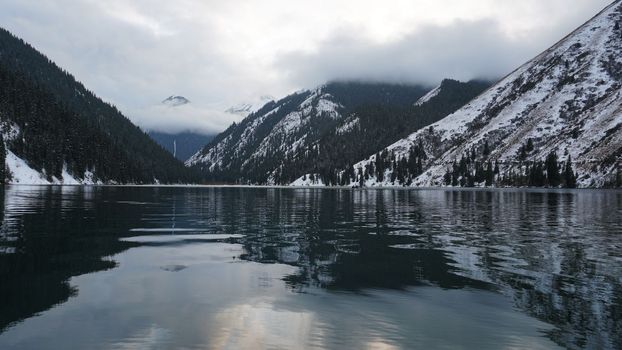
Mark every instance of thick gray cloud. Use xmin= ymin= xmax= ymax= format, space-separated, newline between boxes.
xmin=277 ymin=19 xmax=538 ymax=87
xmin=0 ymin=0 xmax=613 ymax=134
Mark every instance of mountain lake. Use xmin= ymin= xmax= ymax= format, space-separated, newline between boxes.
xmin=0 ymin=186 xmax=620 ymax=349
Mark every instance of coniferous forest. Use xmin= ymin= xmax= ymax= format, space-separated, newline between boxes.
xmin=0 ymin=28 xmax=196 ymax=184
xmin=309 ymin=138 xmax=581 ymax=189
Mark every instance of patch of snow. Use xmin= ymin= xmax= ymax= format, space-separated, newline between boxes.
xmin=414 ymin=85 xmax=442 ymax=106
xmin=225 ymin=95 xmax=275 ymax=117
xmin=0 ymin=246 xmax=16 ymax=254
xmin=315 ymin=96 xmax=342 ymax=118
xmin=336 ymin=117 xmax=360 ymax=135
xmin=83 ymin=170 xmax=97 ymax=184
xmin=2 ymin=122 xmax=20 ymax=142
xmin=5 ymin=149 xmax=100 ymax=185
xmin=59 ymin=165 xmax=81 ymax=185
xmin=290 ymin=174 xmax=325 ymax=187
xmin=6 ymin=150 xmax=51 ymax=185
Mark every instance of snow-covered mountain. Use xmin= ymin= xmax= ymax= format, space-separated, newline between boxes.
xmin=188 ymin=80 xmax=490 ymax=185
xmin=225 ymin=95 xmax=275 ymax=117
xmin=317 ymin=1 xmax=622 ymax=188
xmin=162 ymin=95 xmax=190 ymax=107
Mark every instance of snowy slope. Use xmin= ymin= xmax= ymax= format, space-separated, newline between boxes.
xmin=5 ymin=150 xmax=98 ymax=185
xmin=414 ymin=85 xmax=441 ymax=106
xmin=348 ymin=1 xmax=622 ymax=188
xmin=290 ymin=174 xmax=326 ymax=187
xmin=187 ymin=86 xmax=344 ymax=183
xmin=225 ymin=95 xmax=275 ymax=117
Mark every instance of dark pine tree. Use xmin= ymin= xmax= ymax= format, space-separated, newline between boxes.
xmin=563 ymin=155 xmax=577 ymax=188
xmin=545 ymin=152 xmax=561 ymax=187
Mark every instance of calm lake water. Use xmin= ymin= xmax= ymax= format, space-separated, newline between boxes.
xmin=0 ymin=186 xmax=620 ymax=349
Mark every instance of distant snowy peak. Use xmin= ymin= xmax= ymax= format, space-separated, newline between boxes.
xmin=225 ymin=95 xmax=275 ymax=117
xmin=162 ymin=95 xmax=190 ymax=107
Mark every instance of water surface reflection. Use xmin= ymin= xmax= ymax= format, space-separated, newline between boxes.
xmin=0 ymin=186 xmax=620 ymax=349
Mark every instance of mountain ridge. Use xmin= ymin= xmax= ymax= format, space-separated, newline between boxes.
xmin=189 ymin=80 xmax=491 ymax=185
xmin=306 ymin=0 xmax=622 ymax=189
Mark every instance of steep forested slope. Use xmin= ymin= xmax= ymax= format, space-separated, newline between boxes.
xmin=0 ymin=28 xmax=194 ymax=184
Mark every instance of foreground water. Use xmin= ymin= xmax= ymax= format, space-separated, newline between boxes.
xmin=0 ymin=186 xmax=620 ymax=349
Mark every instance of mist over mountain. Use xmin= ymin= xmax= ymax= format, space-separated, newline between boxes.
xmin=148 ymin=131 xmax=214 ymax=162
xmin=226 ymin=95 xmax=275 ymax=118
xmin=1 ymin=1 xmax=612 ymax=136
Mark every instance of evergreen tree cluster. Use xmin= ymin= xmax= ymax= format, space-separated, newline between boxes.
xmin=348 ymin=143 xmax=429 ymax=186
xmin=440 ymin=140 xmax=577 ymax=188
xmin=443 ymin=155 xmax=498 ymax=187
xmin=495 ymin=152 xmax=577 ymax=188
xmin=0 ymin=28 xmax=196 ymax=184
xmin=517 ymin=138 xmax=535 ymax=160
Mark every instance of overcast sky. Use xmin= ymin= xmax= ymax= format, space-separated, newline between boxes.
xmin=1 ymin=0 xmax=613 ymax=134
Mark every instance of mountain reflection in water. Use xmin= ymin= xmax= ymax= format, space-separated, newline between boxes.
xmin=0 ymin=186 xmax=620 ymax=349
